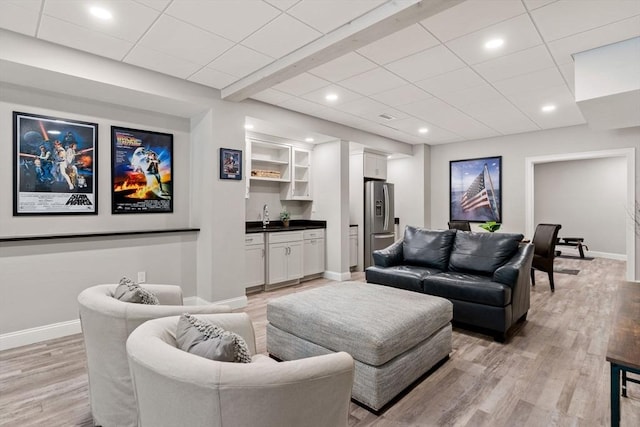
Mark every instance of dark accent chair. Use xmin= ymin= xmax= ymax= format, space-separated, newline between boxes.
xmin=530 ymin=224 xmax=562 ymax=292
xmin=448 ymin=221 xmax=471 ymax=232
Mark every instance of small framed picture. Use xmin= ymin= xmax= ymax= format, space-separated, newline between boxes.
xmin=220 ymin=148 xmax=242 ymax=180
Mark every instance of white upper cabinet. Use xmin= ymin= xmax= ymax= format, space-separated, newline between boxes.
xmin=282 ymin=148 xmax=312 ymax=201
xmin=246 ymin=138 xmax=313 ymax=201
xmin=363 ymin=152 xmax=387 ymax=180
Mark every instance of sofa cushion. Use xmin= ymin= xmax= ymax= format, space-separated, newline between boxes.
xmin=424 ymin=273 xmax=512 ymax=307
xmin=176 ymin=314 xmax=252 ymax=363
xmin=448 ymin=232 xmax=524 ymax=275
xmin=114 ymin=277 xmax=159 ymax=305
xmin=366 ymin=265 xmax=441 ymax=293
xmin=402 ymin=226 xmax=456 ymax=270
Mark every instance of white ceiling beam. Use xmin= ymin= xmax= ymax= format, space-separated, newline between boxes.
xmin=221 ymin=0 xmax=464 ymax=101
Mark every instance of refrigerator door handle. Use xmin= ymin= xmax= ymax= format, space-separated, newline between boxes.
xmin=373 ymin=233 xmax=395 ymax=239
xmin=383 ymin=184 xmax=389 ymax=231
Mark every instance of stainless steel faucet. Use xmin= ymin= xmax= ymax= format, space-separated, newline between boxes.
xmin=262 ymin=204 xmax=269 ymax=228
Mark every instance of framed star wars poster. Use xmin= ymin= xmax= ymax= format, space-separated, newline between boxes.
xmin=13 ymin=111 xmax=98 ymax=216
xmin=111 ymin=126 xmax=173 ymax=214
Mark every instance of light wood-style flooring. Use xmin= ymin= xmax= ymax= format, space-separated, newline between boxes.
xmin=1 ymin=257 xmax=639 ymax=426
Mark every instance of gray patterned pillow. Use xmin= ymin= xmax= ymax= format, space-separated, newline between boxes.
xmin=114 ymin=277 xmax=159 ymax=305
xmin=176 ymin=314 xmax=252 ymax=363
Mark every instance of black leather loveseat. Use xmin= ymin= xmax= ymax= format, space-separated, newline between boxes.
xmin=365 ymin=226 xmax=534 ymax=341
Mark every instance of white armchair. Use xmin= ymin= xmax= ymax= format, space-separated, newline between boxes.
xmin=126 ymin=313 xmax=355 ymax=427
xmin=78 ymin=284 xmax=230 ymax=427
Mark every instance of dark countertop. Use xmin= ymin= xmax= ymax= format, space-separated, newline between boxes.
xmin=246 ymin=220 xmax=326 ymax=234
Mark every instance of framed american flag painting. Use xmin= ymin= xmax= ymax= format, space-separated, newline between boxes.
xmin=449 ymin=156 xmax=502 ymax=223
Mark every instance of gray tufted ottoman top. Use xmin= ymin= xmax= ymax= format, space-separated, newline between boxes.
xmin=267 ymin=281 xmax=452 ymax=366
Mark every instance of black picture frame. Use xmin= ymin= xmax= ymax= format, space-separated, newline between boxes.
xmin=449 ymin=156 xmax=502 ymax=223
xmin=220 ymin=148 xmax=242 ymax=180
xmin=13 ymin=111 xmax=98 ymax=216
xmin=111 ymin=126 xmax=173 ymax=214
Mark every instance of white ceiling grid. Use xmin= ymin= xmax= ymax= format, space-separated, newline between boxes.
xmin=0 ymin=0 xmax=639 ymax=145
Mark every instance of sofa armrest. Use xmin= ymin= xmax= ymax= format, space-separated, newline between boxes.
xmin=493 ymin=243 xmax=534 ymax=322
xmin=372 ymin=239 xmax=403 ymax=267
xmin=492 ymin=243 xmax=533 ymax=286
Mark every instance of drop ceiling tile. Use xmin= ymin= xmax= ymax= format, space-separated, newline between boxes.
xmin=369 ymin=84 xmax=433 ymax=107
xmin=308 ymin=52 xmax=377 ymax=82
xmin=357 ymin=24 xmax=439 ymax=65
xmin=278 ymin=97 xmax=328 ymax=115
xmin=395 ymin=97 xmax=499 ymax=140
xmin=420 ymin=0 xmax=526 ymax=42
xmin=547 ymin=15 xmax=640 ymax=65
xmin=272 ymin=72 xmax=329 ymax=96
xmin=473 ymin=45 xmax=556 ymax=82
xmin=492 ymin=67 xmax=567 ymax=97
xmin=42 ymin=0 xmax=160 ymax=42
xmin=165 ymin=0 xmax=280 ymax=43
xmin=139 ymin=15 xmax=234 ymax=66
xmin=445 ymin=14 xmax=543 ymax=65
xmin=339 ymin=67 xmax=407 ymax=96
xmin=133 ymin=0 xmax=171 ymax=11
xmin=434 ymin=84 xmax=504 ymax=109
xmin=264 ymin=0 xmax=300 ymax=11
xmin=0 ymin=1 xmax=41 ymax=36
xmin=506 ymin=84 xmax=586 ymax=129
xmin=456 ymin=98 xmax=540 ymax=135
xmin=125 ymin=45 xmax=202 ymax=79
xmin=530 ymin=0 xmax=640 ymax=42
xmin=38 ymin=15 xmax=133 ymax=61
xmin=415 ymin=67 xmax=486 ymax=98
xmin=522 ymin=0 xmax=556 ymax=11
xmin=359 ymin=107 xmax=409 ymax=124
xmin=207 ymin=45 xmax=273 ymax=78
xmin=333 ymin=97 xmax=388 ymax=116
xmin=287 ymin=0 xmax=385 ymax=33
xmin=300 ymin=84 xmax=362 ymax=106
xmin=188 ymin=67 xmax=238 ymax=89
xmin=385 ymin=45 xmax=466 ymax=83
xmin=250 ymin=89 xmax=293 ymax=105
xmin=558 ymin=63 xmax=575 ymax=94
xmin=242 ymin=13 xmax=321 ymax=59
xmin=388 ymin=117 xmax=461 ymax=143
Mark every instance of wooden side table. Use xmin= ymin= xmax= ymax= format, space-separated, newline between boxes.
xmin=606 ymin=281 xmax=640 ymax=426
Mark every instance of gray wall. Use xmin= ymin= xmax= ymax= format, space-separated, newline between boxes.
xmin=430 ymin=124 xmax=639 ymax=276
xmin=535 ymin=157 xmax=627 ymax=255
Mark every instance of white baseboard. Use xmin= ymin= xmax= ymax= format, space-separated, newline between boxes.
xmin=559 ymin=247 xmax=626 ymax=261
xmin=184 ymin=295 xmax=248 ymax=310
xmin=323 ymin=271 xmax=352 ymax=281
xmin=0 ymin=319 xmax=81 ymax=352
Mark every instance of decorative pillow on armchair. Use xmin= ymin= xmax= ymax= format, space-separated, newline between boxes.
xmin=176 ymin=314 xmax=252 ymax=363
xmin=114 ymin=277 xmax=159 ymax=305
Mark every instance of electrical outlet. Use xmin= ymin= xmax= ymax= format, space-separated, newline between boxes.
xmin=137 ymin=271 xmax=146 ymax=283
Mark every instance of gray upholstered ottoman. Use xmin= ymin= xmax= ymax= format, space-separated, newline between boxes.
xmin=266 ymin=281 xmax=452 ymax=411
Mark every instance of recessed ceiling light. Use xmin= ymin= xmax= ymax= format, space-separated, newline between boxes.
xmin=244 ymin=124 xmax=254 ymax=130
xmin=484 ymin=38 xmax=504 ymax=50
xmin=305 ymin=137 xmax=314 ymax=142
xmin=418 ymin=127 xmax=429 ymax=134
xmin=90 ymin=6 xmax=113 ymax=20
xmin=325 ymin=93 xmax=338 ymax=102
xmin=541 ymin=104 xmax=556 ymax=113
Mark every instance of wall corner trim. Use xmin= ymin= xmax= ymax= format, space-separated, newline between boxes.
xmin=0 ymin=319 xmax=81 ymax=352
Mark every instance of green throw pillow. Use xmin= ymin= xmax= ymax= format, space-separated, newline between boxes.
xmin=176 ymin=314 xmax=252 ymax=363
xmin=114 ymin=277 xmax=159 ymax=305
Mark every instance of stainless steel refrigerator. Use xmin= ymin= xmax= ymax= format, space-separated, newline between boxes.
xmin=364 ymin=180 xmax=395 ymax=269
